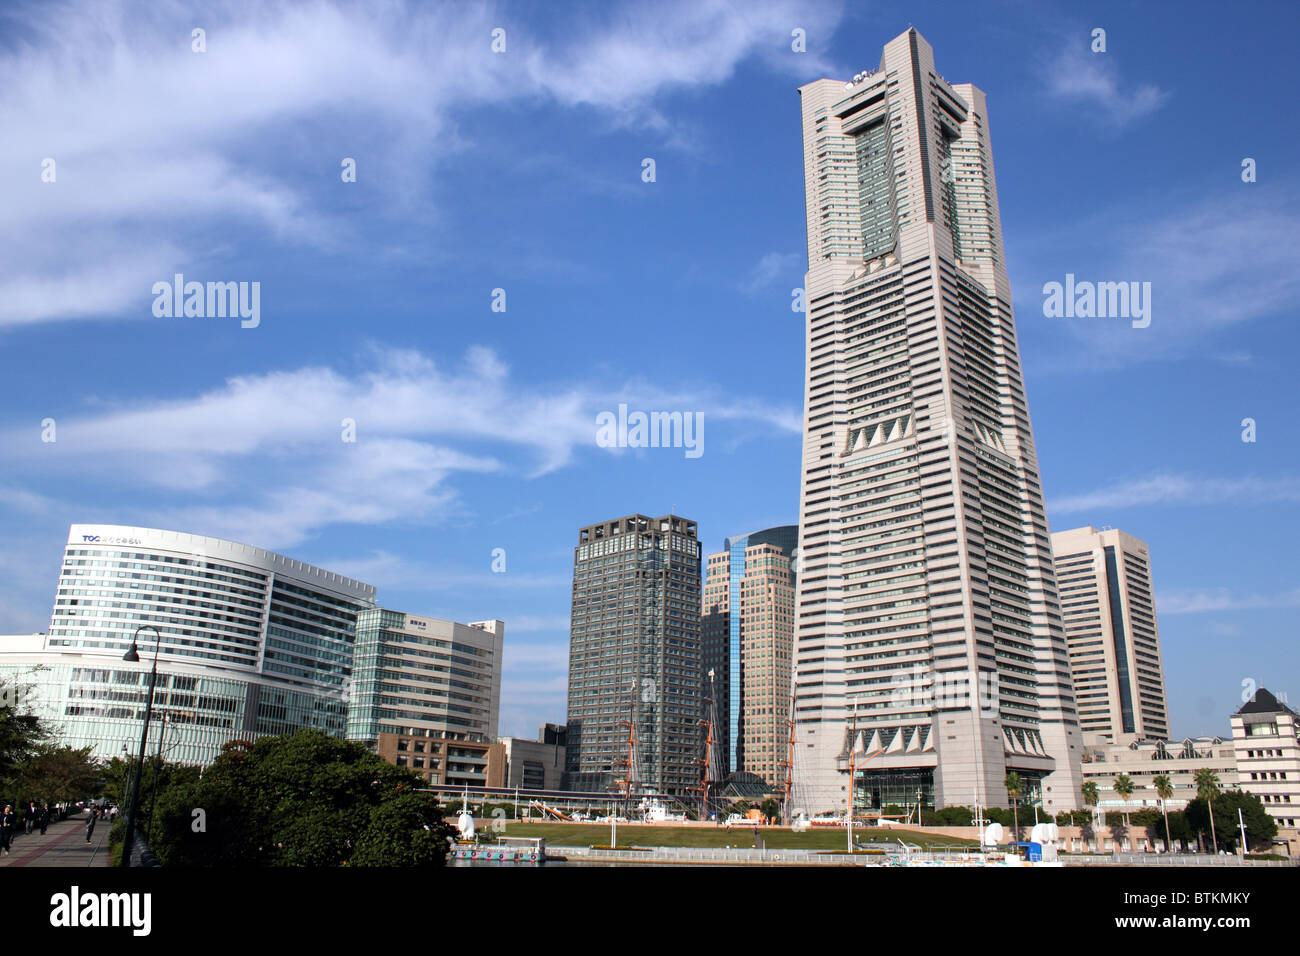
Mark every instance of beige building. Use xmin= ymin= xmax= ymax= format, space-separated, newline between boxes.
xmin=1080 ymin=736 xmax=1237 ymax=814
xmin=377 ymin=732 xmax=504 ymax=789
xmin=702 ymin=529 xmax=797 ymax=785
xmin=1231 ymin=688 xmax=1299 ymax=849
xmin=1051 ymin=526 xmax=1170 ymax=742
xmin=791 ymin=28 xmax=1082 ymax=816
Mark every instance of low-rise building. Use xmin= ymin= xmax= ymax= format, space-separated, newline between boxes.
xmin=1079 ymin=734 xmax=1238 ymax=814
xmin=376 ymin=732 xmax=505 ymax=789
xmin=500 ymin=724 xmax=567 ymax=790
xmin=1230 ymin=688 xmax=1299 ymax=852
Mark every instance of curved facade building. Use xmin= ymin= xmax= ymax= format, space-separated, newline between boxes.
xmin=0 ymin=524 xmax=376 ymax=765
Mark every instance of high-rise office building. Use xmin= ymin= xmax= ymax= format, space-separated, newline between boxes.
xmin=701 ymin=526 xmax=797 ymax=784
xmin=791 ymin=29 xmax=1083 ymax=815
xmin=565 ymin=514 xmax=703 ymax=799
xmin=346 ymin=609 xmax=504 ymax=747
xmin=0 ymin=524 xmax=375 ymax=765
xmin=1050 ymin=526 xmax=1170 ymax=742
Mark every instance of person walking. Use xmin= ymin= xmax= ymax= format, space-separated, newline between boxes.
xmin=85 ymin=807 xmax=97 ymax=844
xmin=25 ymin=801 xmax=35 ymax=835
xmin=0 ymin=805 xmax=14 ymax=856
xmin=38 ymin=802 xmax=49 ymax=836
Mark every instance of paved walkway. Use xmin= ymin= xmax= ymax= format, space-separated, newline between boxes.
xmin=0 ymin=812 xmax=111 ymax=868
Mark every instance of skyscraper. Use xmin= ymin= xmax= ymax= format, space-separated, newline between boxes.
xmin=791 ymin=29 xmax=1083 ymax=816
xmin=1050 ymin=526 xmax=1170 ymax=742
xmin=565 ymin=514 xmax=703 ymax=799
xmin=701 ymin=526 xmax=797 ymax=784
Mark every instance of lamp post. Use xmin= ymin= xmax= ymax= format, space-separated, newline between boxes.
xmin=146 ymin=713 xmax=176 ymax=839
xmin=119 ymin=624 xmax=162 ymax=867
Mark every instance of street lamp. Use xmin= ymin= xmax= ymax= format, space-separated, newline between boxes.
xmin=119 ymin=624 xmax=162 ymax=867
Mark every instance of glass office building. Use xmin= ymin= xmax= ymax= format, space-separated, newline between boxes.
xmin=0 ymin=524 xmax=376 ymax=765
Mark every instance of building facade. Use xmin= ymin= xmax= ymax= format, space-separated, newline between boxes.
xmin=0 ymin=524 xmax=376 ymax=765
xmin=791 ymin=29 xmax=1083 ymax=816
xmin=1079 ymin=736 xmax=1237 ymax=814
xmin=701 ymin=526 xmax=797 ymax=785
xmin=346 ymin=609 xmax=503 ymax=748
xmin=500 ymin=724 xmax=568 ymax=790
xmin=565 ymin=514 xmax=703 ymax=799
xmin=1051 ymin=526 xmax=1170 ymax=742
xmin=1231 ymin=688 xmax=1300 ymax=846
xmin=376 ymin=732 xmax=505 ymax=789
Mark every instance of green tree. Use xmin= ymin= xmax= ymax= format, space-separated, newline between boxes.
xmin=148 ymin=730 xmax=455 ymax=866
xmin=1081 ymin=780 xmax=1099 ymax=811
xmin=1004 ymin=771 xmax=1022 ymax=840
xmin=759 ymin=797 xmax=779 ymax=824
xmin=1186 ymin=789 xmax=1276 ymax=854
xmin=1152 ymin=773 xmax=1174 ymax=851
xmin=1113 ymin=773 xmax=1134 ymax=828
xmin=1193 ymin=768 xmax=1220 ymax=852
xmin=15 ymin=745 xmax=101 ymax=803
xmin=0 ymin=676 xmax=50 ymax=791
xmin=935 ymin=805 xmax=972 ymax=827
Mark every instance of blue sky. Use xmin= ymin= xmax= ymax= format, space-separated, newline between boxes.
xmin=1 ymin=0 xmax=1296 ymax=740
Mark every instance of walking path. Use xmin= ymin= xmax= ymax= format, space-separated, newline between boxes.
xmin=0 ymin=812 xmax=110 ymax=868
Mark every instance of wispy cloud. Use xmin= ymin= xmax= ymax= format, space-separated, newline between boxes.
xmin=1041 ymin=36 xmax=1169 ymax=128
xmin=1049 ymin=474 xmax=1300 ymax=516
xmin=0 ymin=0 xmax=844 ymax=327
xmin=0 ymin=344 xmax=798 ymax=548
xmin=1158 ymin=586 xmax=1300 ymax=615
xmin=739 ymin=251 xmax=802 ymax=295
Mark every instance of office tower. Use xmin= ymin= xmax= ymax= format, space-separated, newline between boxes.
xmin=1050 ymin=526 xmax=1170 ymax=743
xmin=346 ymin=610 xmax=504 ymax=748
xmin=0 ymin=524 xmax=375 ymax=765
xmin=791 ymin=29 xmax=1083 ymax=816
xmin=701 ymin=526 xmax=798 ymax=784
xmin=565 ymin=514 xmax=702 ymax=799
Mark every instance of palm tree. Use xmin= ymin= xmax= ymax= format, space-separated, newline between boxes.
xmin=1152 ymin=774 xmax=1174 ymax=852
xmin=1194 ymin=768 xmax=1220 ymax=853
xmin=1080 ymin=781 xmax=1100 ymax=852
xmin=1113 ymin=774 xmax=1134 ymax=828
xmin=1004 ymin=771 xmax=1022 ymax=841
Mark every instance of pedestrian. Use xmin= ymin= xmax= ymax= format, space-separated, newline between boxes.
xmin=85 ymin=808 xmax=97 ymax=844
xmin=0 ymin=805 xmax=14 ymax=856
xmin=25 ymin=801 xmax=35 ymax=835
xmin=38 ymin=802 xmax=49 ymax=836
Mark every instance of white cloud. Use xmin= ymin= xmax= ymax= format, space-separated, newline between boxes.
xmin=739 ymin=251 xmax=802 ymax=294
xmin=1042 ymin=39 xmax=1169 ymax=127
xmin=0 ymin=0 xmax=844 ymax=326
xmin=1157 ymin=587 xmax=1300 ymax=615
xmin=0 ymin=344 xmax=800 ymax=547
xmin=1049 ymin=474 xmax=1300 ymax=516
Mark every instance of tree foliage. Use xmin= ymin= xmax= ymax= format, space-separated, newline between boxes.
xmin=147 ymin=730 xmax=456 ymax=866
xmin=15 ymin=745 xmax=100 ymax=803
xmin=1185 ymin=790 xmax=1277 ymax=853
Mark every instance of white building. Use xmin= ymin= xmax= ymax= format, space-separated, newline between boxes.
xmin=0 ymin=524 xmax=376 ymax=765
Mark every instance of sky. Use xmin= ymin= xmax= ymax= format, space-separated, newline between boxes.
xmin=1 ymin=0 xmax=1296 ymax=741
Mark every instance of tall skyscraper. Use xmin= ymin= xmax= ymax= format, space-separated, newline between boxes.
xmin=565 ymin=514 xmax=703 ymax=799
xmin=1050 ymin=526 xmax=1170 ymax=742
xmin=701 ymin=526 xmax=797 ymax=784
xmin=791 ymin=29 xmax=1083 ymax=816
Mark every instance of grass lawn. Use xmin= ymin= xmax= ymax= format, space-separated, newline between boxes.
xmin=501 ymin=821 xmax=978 ymax=850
